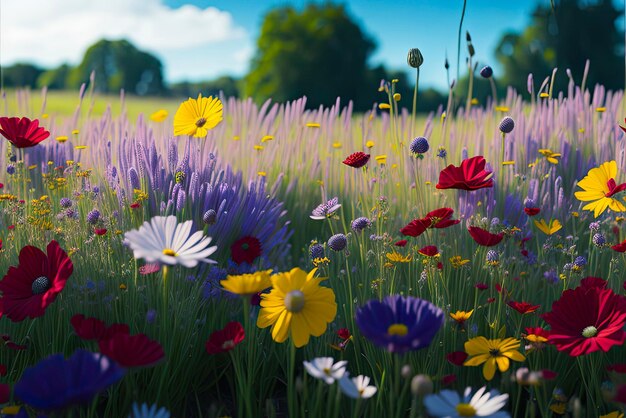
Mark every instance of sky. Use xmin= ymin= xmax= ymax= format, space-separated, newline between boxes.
xmin=1 ymin=0 xmax=552 ymax=90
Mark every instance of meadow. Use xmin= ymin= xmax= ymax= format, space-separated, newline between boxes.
xmin=1 ymin=68 xmax=626 ymax=418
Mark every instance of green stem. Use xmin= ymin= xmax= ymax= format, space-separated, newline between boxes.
xmin=456 ymin=0 xmax=467 ymax=82
xmin=412 ymin=68 xmax=420 ymax=135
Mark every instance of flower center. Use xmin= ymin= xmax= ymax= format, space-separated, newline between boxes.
xmin=387 ymin=323 xmax=408 ymax=336
xmin=456 ymin=403 xmax=477 ymax=416
xmin=489 ymin=348 xmax=501 ymax=357
xmin=323 ymin=367 xmax=331 ymax=376
xmin=31 ymin=276 xmax=50 ymax=295
xmin=221 ymin=340 xmax=235 ymax=350
xmin=162 ymin=248 xmax=177 ymax=257
xmin=241 ymin=243 xmax=250 ymax=250
xmin=582 ymin=326 xmax=598 ymax=338
xmin=284 ymin=290 xmax=306 ymax=313
xmin=195 ymin=117 xmax=207 ymax=128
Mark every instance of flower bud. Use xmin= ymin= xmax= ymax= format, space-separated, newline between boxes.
xmin=407 ymin=48 xmax=424 ymax=68
xmin=410 ymin=374 xmax=433 ymax=397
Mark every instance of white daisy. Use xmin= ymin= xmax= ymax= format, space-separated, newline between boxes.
xmin=424 ymin=386 xmax=510 ymax=418
xmin=303 ymin=357 xmax=348 ymax=384
xmin=124 ymin=216 xmax=217 ymax=268
xmin=339 ymin=374 xmax=377 ymax=399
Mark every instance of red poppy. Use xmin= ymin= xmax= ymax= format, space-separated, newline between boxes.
xmin=94 ymin=228 xmax=107 ymax=236
xmin=475 ymin=283 xmax=488 ymax=290
xmin=436 ymin=156 xmax=493 ymax=191
xmin=580 ymin=276 xmax=607 ymax=290
xmin=400 ymin=208 xmax=459 ymax=238
xmin=418 ymin=245 xmax=439 ymax=257
xmin=71 ymin=314 xmax=129 ymax=341
xmin=0 ymin=117 xmax=50 ymax=148
xmin=612 ymin=239 xmax=626 ymax=252
xmin=442 ymin=374 xmax=457 ymax=385
xmin=130 ymin=202 xmax=141 ymax=209
xmin=337 ymin=328 xmax=351 ymax=340
xmin=99 ymin=333 xmax=164 ymax=368
xmin=0 ymin=383 xmax=8 ymax=404
xmin=541 ymin=369 xmax=558 ymax=380
xmin=542 ymin=283 xmax=626 ymax=356
xmin=508 ymin=301 xmax=540 ymax=314
xmin=1 ymin=334 xmax=27 ymax=350
xmin=400 ymin=218 xmax=430 ymax=237
xmin=0 ymin=241 xmax=73 ymax=322
xmin=342 ymin=152 xmax=371 ymax=168
xmin=205 ymin=322 xmax=245 ymax=355
xmin=230 ymin=236 xmax=262 ymax=264
xmin=468 ymin=226 xmax=504 ymax=247
xmin=607 ymin=364 xmax=626 ymax=373
xmin=524 ymin=207 xmax=540 ymax=216
xmin=394 ymin=240 xmax=408 ymax=247
xmin=523 ymin=327 xmax=550 ymax=340
xmin=446 ymin=351 xmax=468 ymax=366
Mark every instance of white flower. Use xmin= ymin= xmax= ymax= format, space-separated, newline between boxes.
xmin=303 ymin=357 xmax=347 ymax=384
xmin=339 ymin=374 xmax=377 ymax=399
xmin=310 ymin=197 xmax=341 ymax=220
xmin=424 ymin=386 xmax=510 ymax=418
xmin=124 ymin=216 xmax=217 ymax=268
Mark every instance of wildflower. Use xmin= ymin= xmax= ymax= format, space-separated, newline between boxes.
xmin=150 ymin=109 xmax=168 ymax=122
xmin=507 ymin=301 xmax=540 ymax=314
xmin=339 ymin=374 xmax=378 ymax=399
xmin=310 ymin=197 xmax=341 ymax=220
xmin=538 ymin=149 xmax=561 ymax=164
xmin=393 ymin=93 xmax=401 ymax=101
xmin=401 ymin=208 xmax=460 ymax=237
xmin=386 ymin=252 xmax=412 ymax=263
xmin=220 ymin=270 xmax=272 ymax=296
xmin=342 ymin=152 xmax=371 ymax=169
xmin=230 ymin=236 xmax=262 ymax=264
xmin=257 ymin=268 xmax=337 ymax=347
xmin=0 ymin=241 xmax=73 ymax=322
xmin=446 ymin=352 xmax=469 ymax=366
xmin=173 ymin=94 xmax=223 ymax=137
xmin=0 ymin=117 xmax=50 ymax=148
xmin=205 ymin=322 xmax=245 ymax=354
xmin=542 ymin=278 xmax=626 ymax=356
xmin=480 ymin=66 xmax=493 ymax=78
xmin=124 ymin=216 xmax=217 ymax=268
xmin=418 ymin=245 xmax=439 ymax=257
xmin=612 ymin=239 xmax=626 ymax=252
xmin=574 ymin=161 xmax=626 ymax=218
xmin=533 ymin=219 xmax=562 ymax=235
xmin=437 ymin=147 xmax=448 ymax=159
xmin=351 ymin=217 xmax=372 ymax=232
xmin=139 ymin=264 xmax=161 ymax=275
xmin=394 ymin=239 xmax=408 ymax=247
xmin=312 ymin=257 xmax=330 ymax=267
xmin=450 ymin=310 xmax=473 ymax=327
xmin=129 ymin=403 xmax=171 ymax=418
xmin=328 ymin=234 xmax=348 ymax=251
xmin=355 ymin=295 xmax=444 ymax=353
xmin=309 ymin=243 xmax=325 ymax=259
xmin=99 ymin=333 xmax=165 ymax=368
xmin=450 ymin=256 xmax=470 ymax=268
xmin=407 ymin=48 xmax=424 ymax=68
xmin=436 ymin=156 xmax=493 ymax=191
xmin=254 ymin=145 xmax=264 ymax=151
xmin=86 ymin=209 xmax=101 ymax=225
xmin=485 ymin=250 xmax=499 ymax=265
xmin=60 ymin=197 xmax=72 ymax=208
xmin=70 ymin=314 xmax=129 ymax=342
xmin=424 ymin=386 xmax=509 ymax=418
xmin=14 ymin=349 xmax=125 ymax=411
xmin=468 ymin=226 xmax=504 ymax=247
xmin=379 ymin=103 xmax=391 ymax=110
xmin=410 ymin=137 xmax=429 ymax=155
xmin=303 ymin=357 xmax=347 ymax=384
xmin=261 ymin=135 xmax=274 ymax=142
xmin=332 ymin=142 xmax=342 ymax=148
xmin=593 ymin=233 xmax=606 ymax=247
xmin=366 ymin=140 xmax=375 ymax=148
xmin=499 ymin=117 xmax=515 ymax=134
xmin=375 ymin=154 xmax=387 ymax=165
xmin=464 ymin=337 xmax=525 ymax=380
xmin=306 ymin=122 xmax=320 ymax=128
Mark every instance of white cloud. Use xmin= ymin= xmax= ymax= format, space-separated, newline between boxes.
xmin=0 ymin=0 xmax=250 ymax=80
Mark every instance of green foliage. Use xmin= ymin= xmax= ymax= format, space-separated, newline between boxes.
xmin=2 ymin=63 xmax=44 ymax=88
xmin=36 ymin=64 xmax=72 ymax=90
xmin=66 ymin=39 xmax=165 ymax=95
xmin=170 ymin=76 xmax=241 ymax=99
xmin=245 ymin=4 xmax=378 ymax=110
xmin=495 ymin=0 xmax=623 ymax=93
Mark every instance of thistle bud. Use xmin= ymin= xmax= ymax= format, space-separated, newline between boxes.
xmin=480 ymin=66 xmax=493 ymax=78
xmin=411 ymin=374 xmax=433 ymax=397
xmin=444 ymin=58 xmax=450 ymax=70
xmin=466 ymin=31 xmax=472 ymax=42
xmin=468 ymin=43 xmax=475 ymax=58
xmin=407 ymin=48 xmax=424 ymax=68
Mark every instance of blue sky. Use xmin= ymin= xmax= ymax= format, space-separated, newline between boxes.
xmin=2 ymin=0 xmax=557 ymax=90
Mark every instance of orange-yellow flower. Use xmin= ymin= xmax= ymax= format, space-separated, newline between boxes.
xmin=575 ymin=161 xmax=626 ymax=217
xmin=173 ymin=94 xmax=223 ymax=138
xmin=464 ymin=336 xmax=525 ymax=380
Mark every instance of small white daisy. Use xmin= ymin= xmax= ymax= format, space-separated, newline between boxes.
xmin=303 ymin=357 xmax=348 ymax=384
xmin=339 ymin=374 xmax=377 ymax=399
xmin=424 ymin=386 xmax=510 ymax=417
xmin=124 ymin=216 xmax=217 ymax=268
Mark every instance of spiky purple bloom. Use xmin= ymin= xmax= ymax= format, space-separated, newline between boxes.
xmin=328 ymin=234 xmax=348 ymax=251
xmin=309 ymin=243 xmax=325 ymax=259
xmin=544 ymin=270 xmax=559 ymax=284
xmin=310 ymin=197 xmax=341 ymax=220
xmin=589 ymin=222 xmax=601 ymax=232
xmin=60 ymin=197 xmax=72 ymax=208
xmin=203 ymin=209 xmax=217 ymax=225
xmin=6 ymin=164 xmax=15 ymax=175
xmin=574 ymin=256 xmax=587 ymax=267
xmin=410 ymin=137 xmax=430 ymax=155
xmin=499 ymin=117 xmax=515 ymax=134
xmin=480 ymin=66 xmax=493 ymax=78
xmin=351 ymin=217 xmax=372 ymax=232
xmin=436 ymin=147 xmax=447 ymax=159
xmin=86 ymin=209 xmax=100 ymax=225
xmin=592 ymin=233 xmax=606 ymax=247
xmin=128 ymin=167 xmax=141 ymax=190
xmin=14 ymin=349 xmax=125 ymax=411
xmin=146 ymin=309 xmax=157 ymax=324
xmin=355 ymin=295 xmax=444 ymax=353
xmin=486 ymin=250 xmax=499 ymax=263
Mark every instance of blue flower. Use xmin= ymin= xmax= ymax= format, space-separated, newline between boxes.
xmin=355 ymin=295 xmax=444 ymax=353
xmin=128 ymin=402 xmax=170 ymax=418
xmin=15 ymin=349 xmax=125 ymax=411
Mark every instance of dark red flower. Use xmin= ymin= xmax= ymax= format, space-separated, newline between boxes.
xmin=94 ymin=228 xmax=107 ymax=236
xmin=130 ymin=202 xmax=141 ymax=209
xmin=0 ymin=117 xmax=50 ymax=148
xmin=0 ymin=364 xmax=6 ymax=377
xmin=99 ymin=333 xmax=164 ymax=368
xmin=508 ymin=301 xmax=540 ymax=314
xmin=441 ymin=374 xmax=457 ymax=385
xmin=615 ymin=384 xmax=626 ymax=404
xmin=524 ymin=327 xmax=550 ymax=340
xmin=612 ymin=239 xmax=626 ymax=252
xmin=487 ymin=297 xmax=496 ymax=303
xmin=394 ymin=240 xmax=408 ymax=247
xmin=0 ymin=383 xmax=8 ymax=404
xmin=468 ymin=226 xmax=504 ymax=247
xmin=437 ymin=262 xmax=443 ymax=270
xmin=524 ymin=207 xmax=540 ymax=216
xmin=1 ymin=334 xmax=27 ymax=350
xmin=342 ymin=152 xmax=371 ymax=168
xmin=230 ymin=236 xmax=262 ymax=265
xmin=70 ymin=314 xmax=129 ymax=341
xmin=400 ymin=219 xmax=430 ymax=237
xmin=580 ymin=276 xmax=607 ymax=290
xmin=0 ymin=241 xmax=73 ymax=322
xmin=446 ymin=351 xmax=468 ymax=366
xmin=205 ymin=322 xmax=245 ymax=355
xmin=436 ymin=156 xmax=493 ymax=191
xmin=607 ymin=363 xmax=626 ymax=373
xmin=418 ymin=245 xmax=439 ymax=257
xmin=542 ymin=283 xmax=626 ymax=356
xmin=541 ymin=369 xmax=558 ymax=380
xmin=337 ymin=328 xmax=352 ymax=340
xmin=400 ymin=208 xmax=459 ymax=238
xmin=475 ymin=283 xmax=488 ymax=290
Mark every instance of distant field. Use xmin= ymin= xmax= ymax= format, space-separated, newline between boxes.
xmin=2 ymin=88 xmax=185 ymax=121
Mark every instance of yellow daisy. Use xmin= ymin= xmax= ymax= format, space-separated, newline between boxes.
xmin=533 ymin=219 xmax=562 ymax=235
xmin=574 ymin=161 xmax=626 ymax=218
xmin=538 ymin=148 xmax=561 ymax=164
xmin=385 ymin=252 xmax=412 ymax=263
xmin=173 ymin=94 xmax=223 ymax=137
xmin=464 ymin=336 xmax=525 ymax=380
xmin=150 ymin=109 xmax=168 ymax=122
xmin=450 ymin=309 xmax=473 ymax=325
xmin=220 ymin=270 xmax=272 ymax=296
xmin=257 ymin=267 xmax=337 ymax=347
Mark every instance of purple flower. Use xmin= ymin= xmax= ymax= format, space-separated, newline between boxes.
xmin=480 ymin=65 xmax=493 ymax=78
xmin=351 ymin=217 xmax=372 ymax=233
xmin=309 ymin=243 xmax=325 ymax=259
xmin=410 ymin=137 xmax=430 ymax=155
xmin=499 ymin=117 xmax=515 ymax=134
xmin=328 ymin=234 xmax=348 ymax=251
xmin=203 ymin=209 xmax=217 ymax=225
xmin=87 ymin=209 xmax=100 ymax=225
xmin=355 ymin=295 xmax=444 ymax=353
xmin=60 ymin=197 xmax=72 ymax=208
xmin=310 ymin=197 xmax=341 ymax=220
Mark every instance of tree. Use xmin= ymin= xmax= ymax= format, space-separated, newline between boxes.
xmin=37 ymin=64 xmax=72 ymax=90
xmin=495 ymin=0 xmax=623 ymax=93
xmin=170 ymin=76 xmax=240 ymax=99
xmin=244 ymin=4 xmax=377 ymax=110
xmin=67 ymin=39 xmax=165 ymax=95
xmin=2 ymin=63 xmax=44 ymax=88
